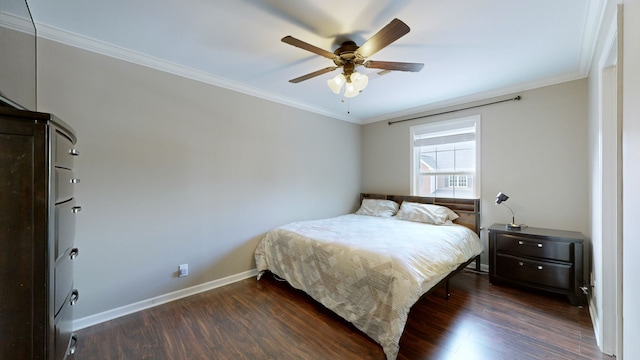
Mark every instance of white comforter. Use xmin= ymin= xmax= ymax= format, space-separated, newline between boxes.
xmin=254 ymin=214 xmax=483 ymax=359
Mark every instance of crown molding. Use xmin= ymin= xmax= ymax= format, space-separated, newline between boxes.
xmin=578 ymin=0 xmax=608 ymax=74
xmin=32 ymin=17 xmax=600 ymax=127
xmin=0 ymin=11 xmax=35 ymax=34
xmin=33 ymin=22 xmax=354 ymax=123
xmin=365 ymin=71 xmax=588 ymax=125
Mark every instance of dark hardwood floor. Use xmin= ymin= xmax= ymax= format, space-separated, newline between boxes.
xmin=75 ymin=271 xmax=612 ymax=359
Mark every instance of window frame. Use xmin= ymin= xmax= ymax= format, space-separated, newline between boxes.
xmin=409 ymin=115 xmax=481 ymax=199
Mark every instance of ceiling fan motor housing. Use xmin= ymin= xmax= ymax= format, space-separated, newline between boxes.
xmin=334 ymin=41 xmax=364 ymax=80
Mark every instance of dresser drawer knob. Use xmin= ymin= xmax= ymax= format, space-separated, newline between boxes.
xmin=518 ymin=262 xmax=524 ymax=266
xmin=537 ymin=243 xmax=542 ymax=248
xmin=69 ymin=149 xmax=80 ymax=156
xmin=70 ymin=289 xmax=79 ymax=306
xmin=537 ymin=265 xmax=543 ymax=270
xmin=68 ymin=335 xmax=78 ymax=355
xmin=72 ymin=206 xmax=82 ymax=213
xmin=70 ymin=178 xmax=81 ymax=184
xmin=70 ymin=248 xmax=79 ymax=259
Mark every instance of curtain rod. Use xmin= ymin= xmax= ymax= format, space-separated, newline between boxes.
xmin=388 ymin=95 xmax=522 ymax=125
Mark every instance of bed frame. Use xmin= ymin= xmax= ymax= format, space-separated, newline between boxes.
xmin=360 ymin=193 xmax=482 ymax=298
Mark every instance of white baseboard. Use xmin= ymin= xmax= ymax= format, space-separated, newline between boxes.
xmin=73 ymin=262 xmax=487 ymax=331
xmin=588 ymin=297 xmax=603 ymax=350
xmin=73 ymin=269 xmax=259 ymax=331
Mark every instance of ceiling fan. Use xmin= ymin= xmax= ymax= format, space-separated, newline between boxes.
xmin=282 ymin=18 xmax=424 ymax=98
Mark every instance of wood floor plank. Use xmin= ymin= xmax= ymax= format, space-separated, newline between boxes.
xmin=74 ymin=271 xmax=612 ymax=359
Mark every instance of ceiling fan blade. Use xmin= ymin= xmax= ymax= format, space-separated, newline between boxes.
xmin=289 ymin=66 xmax=338 ymax=83
xmin=364 ymin=60 xmax=424 ymax=72
xmin=355 ymin=18 xmax=410 ymax=59
xmin=282 ymin=36 xmax=337 ymax=60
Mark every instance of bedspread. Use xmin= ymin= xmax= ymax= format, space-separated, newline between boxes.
xmin=254 ymin=214 xmax=483 ymax=359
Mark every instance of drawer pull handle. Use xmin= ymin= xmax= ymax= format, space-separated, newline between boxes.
xmin=70 ymin=178 xmax=81 ymax=184
xmin=70 ymin=248 xmax=79 ymax=259
xmin=68 ymin=335 xmax=78 ymax=355
xmin=518 ymin=262 xmax=524 ymax=266
xmin=70 ymin=289 xmax=79 ymax=306
xmin=537 ymin=265 xmax=543 ymax=270
xmin=69 ymin=149 xmax=80 ymax=156
xmin=72 ymin=206 xmax=82 ymax=213
xmin=517 ymin=240 xmax=543 ymax=248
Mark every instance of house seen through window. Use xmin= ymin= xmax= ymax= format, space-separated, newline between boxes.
xmin=410 ymin=115 xmax=480 ymax=199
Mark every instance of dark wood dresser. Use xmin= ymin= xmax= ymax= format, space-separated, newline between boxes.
xmin=0 ymin=107 xmax=80 ymax=359
xmin=488 ymin=223 xmax=585 ymax=305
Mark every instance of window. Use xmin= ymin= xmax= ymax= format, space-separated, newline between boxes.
xmin=410 ymin=115 xmax=480 ymax=199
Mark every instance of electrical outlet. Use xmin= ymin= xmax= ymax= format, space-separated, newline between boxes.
xmin=178 ymin=264 xmax=188 ymax=278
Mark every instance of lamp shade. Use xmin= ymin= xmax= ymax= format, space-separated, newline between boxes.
xmin=351 ymin=72 xmax=369 ymax=92
xmin=343 ymin=81 xmax=359 ymax=98
xmin=327 ymin=74 xmax=346 ymax=94
xmin=495 ymin=192 xmax=509 ymax=204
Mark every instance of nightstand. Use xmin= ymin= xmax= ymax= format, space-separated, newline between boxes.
xmin=488 ymin=223 xmax=585 ymax=305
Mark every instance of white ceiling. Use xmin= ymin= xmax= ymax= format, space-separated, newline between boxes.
xmin=26 ymin=0 xmax=604 ymax=124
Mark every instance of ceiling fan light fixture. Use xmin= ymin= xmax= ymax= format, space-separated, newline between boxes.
xmin=351 ymin=72 xmax=369 ymax=92
xmin=343 ymin=81 xmax=359 ymax=98
xmin=327 ymin=73 xmax=346 ymax=94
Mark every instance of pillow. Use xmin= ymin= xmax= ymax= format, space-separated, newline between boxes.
xmin=355 ymin=199 xmax=399 ymax=217
xmin=394 ymin=201 xmax=459 ymax=225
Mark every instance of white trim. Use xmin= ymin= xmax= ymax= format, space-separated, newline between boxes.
xmin=579 ymin=0 xmax=608 ymax=74
xmin=32 ymin=19 xmax=605 ymax=127
xmin=373 ymin=0 xmax=607 ymax=126
xmin=590 ymin=299 xmax=602 ymax=347
xmin=600 ymin=64 xmax=619 ymax=355
xmin=366 ymin=73 xmax=586 ymax=125
xmin=33 ymin=22 xmax=356 ymax=124
xmin=72 ymin=269 xmax=258 ymax=331
xmin=0 ymin=11 xmax=34 ymax=34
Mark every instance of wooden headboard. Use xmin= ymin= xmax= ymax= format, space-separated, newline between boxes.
xmin=360 ymin=193 xmax=481 ymax=235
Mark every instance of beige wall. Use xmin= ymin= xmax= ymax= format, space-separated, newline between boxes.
xmin=36 ymin=39 xmax=362 ymax=320
xmin=362 ymin=79 xmax=589 ymax=264
xmin=0 ymin=24 xmax=36 ymax=109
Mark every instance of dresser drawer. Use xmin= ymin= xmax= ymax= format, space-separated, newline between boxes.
xmin=55 ymin=168 xmax=79 ymax=203
xmin=54 ymin=130 xmax=78 ymax=170
xmin=495 ymin=233 xmax=572 ymax=262
xmin=55 ymin=200 xmax=77 ymax=259
xmin=54 ymin=254 xmax=75 ymax=316
xmin=55 ymin=290 xmax=78 ymax=360
xmin=496 ymin=254 xmax=573 ymax=291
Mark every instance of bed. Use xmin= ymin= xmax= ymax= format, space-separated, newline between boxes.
xmin=254 ymin=194 xmax=483 ymax=359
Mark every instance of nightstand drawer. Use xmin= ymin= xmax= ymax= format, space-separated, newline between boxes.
xmin=496 ymin=254 xmax=572 ymax=290
xmin=495 ymin=233 xmax=572 ymax=262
